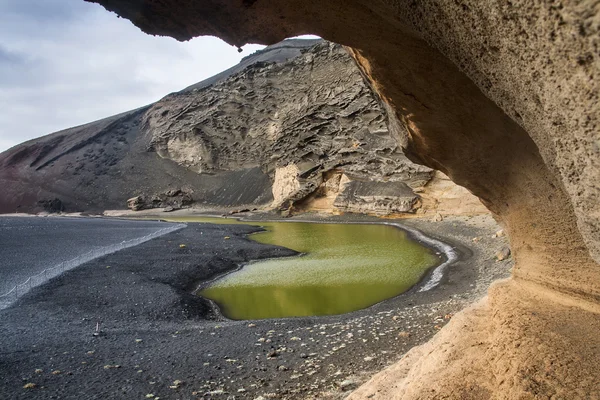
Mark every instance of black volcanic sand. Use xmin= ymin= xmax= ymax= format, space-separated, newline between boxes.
xmin=0 ymin=215 xmax=512 ymax=399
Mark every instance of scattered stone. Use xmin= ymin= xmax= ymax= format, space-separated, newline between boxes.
xmin=127 ymin=189 xmax=192 ymax=211
xmin=496 ymin=247 xmax=511 ymax=261
xmin=179 ymin=244 xmax=186 ymax=249
xmin=248 ymin=323 xmax=256 ymax=328
xmin=363 ymin=356 xmax=375 ymax=362
xmin=23 ymin=383 xmax=36 ymax=389
xmin=169 ymin=380 xmax=184 ymax=389
xmin=339 ymin=379 xmax=357 ymax=391
xmin=432 ymin=213 xmax=444 ymax=222
xmin=38 ymin=198 xmax=65 ymax=213
xmin=103 ymin=365 xmax=121 ymax=370
xmin=398 ymin=331 xmax=411 ymax=338
xmin=51 ymin=370 xmax=61 ymax=375
xmin=135 ymin=339 xmax=143 ymax=343
xmin=34 ymin=369 xmax=43 ymax=374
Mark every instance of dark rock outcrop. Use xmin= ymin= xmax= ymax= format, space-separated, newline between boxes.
xmin=127 ymin=188 xmax=193 ymax=211
xmin=37 ymin=198 xmax=65 ymax=213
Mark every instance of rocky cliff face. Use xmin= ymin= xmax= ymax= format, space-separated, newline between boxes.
xmin=0 ymin=39 xmax=479 ymax=216
xmin=143 ymin=40 xmax=435 ymax=211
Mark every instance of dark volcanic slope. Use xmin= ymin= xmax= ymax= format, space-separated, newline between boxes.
xmin=0 ymin=39 xmax=432 ymax=214
xmin=0 ymin=42 xmax=318 ymax=214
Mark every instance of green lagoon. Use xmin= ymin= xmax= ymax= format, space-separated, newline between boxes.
xmin=165 ymin=217 xmax=439 ymax=320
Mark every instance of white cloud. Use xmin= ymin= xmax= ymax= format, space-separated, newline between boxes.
xmin=0 ymin=0 xmax=266 ymax=152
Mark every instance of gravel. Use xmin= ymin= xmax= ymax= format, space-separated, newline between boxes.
xmin=0 ymin=214 xmax=512 ymax=399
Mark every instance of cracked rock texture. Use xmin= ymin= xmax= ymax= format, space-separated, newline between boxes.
xmin=143 ymin=40 xmax=435 ymax=212
xmin=85 ymin=0 xmax=600 ymax=398
xmin=0 ymin=39 xmax=478 ymax=216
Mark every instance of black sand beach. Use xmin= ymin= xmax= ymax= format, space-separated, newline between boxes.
xmin=0 ymin=214 xmax=511 ymax=399
xmin=0 ymin=216 xmax=181 ymax=298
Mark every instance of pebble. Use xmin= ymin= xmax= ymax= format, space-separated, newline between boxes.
xmin=340 ymin=379 xmax=356 ymax=391
xmin=496 ymin=247 xmax=511 ymax=261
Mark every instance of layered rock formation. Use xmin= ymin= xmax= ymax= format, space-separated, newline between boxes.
xmin=86 ymin=0 xmax=600 ymax=397
xmin=142 ymin=40 xmax=436 ymax=213
xmin=0 ymin=39 xmax=479 ymax=216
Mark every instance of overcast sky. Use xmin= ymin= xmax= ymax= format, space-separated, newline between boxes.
xmin=0 ymin=0 xmax=269 ymax=153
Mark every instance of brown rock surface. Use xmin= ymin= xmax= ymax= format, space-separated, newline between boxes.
xmin=85 ymin=0 xmax=600 ymax=397
xmin=416 ymin=171 xmax=489 ymax=216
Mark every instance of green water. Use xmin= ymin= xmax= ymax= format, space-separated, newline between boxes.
xmin=164 ymin=217 xmax=439 ymax=320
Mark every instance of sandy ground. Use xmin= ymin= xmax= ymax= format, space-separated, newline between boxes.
xmin=0 ymin=212 xmax=511 ymax=399
xmin=0 ymin=216 xmax=180 ymax=298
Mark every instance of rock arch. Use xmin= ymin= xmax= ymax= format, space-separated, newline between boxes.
xmin=87 ymin=0 xmax=600 ymax=397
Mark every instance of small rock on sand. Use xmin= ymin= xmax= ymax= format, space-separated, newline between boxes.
xmin=496 ymin=247 xmax=511 ymax=261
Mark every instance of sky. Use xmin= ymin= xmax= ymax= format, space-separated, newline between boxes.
xmin=0 ymin=0 xmax=271 ymax=153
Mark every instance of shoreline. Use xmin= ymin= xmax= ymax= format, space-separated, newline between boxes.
xmin=184 ymin=217 xmax=458 ymax=310
xmin=0 ymin=216 xmax=186 ymax=310
xmin=188 ymin=217 xmax=456 ymax=322
xmin=0 ymin=212 xmax=512 ymax=399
